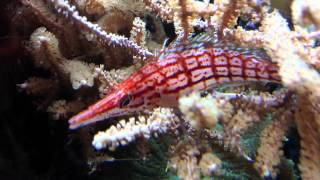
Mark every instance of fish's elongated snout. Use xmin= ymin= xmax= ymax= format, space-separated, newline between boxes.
xmin=69 ymin=109 xmax=94 ymax=129
xmin=68 ymin=91 xmax=125 ymax=129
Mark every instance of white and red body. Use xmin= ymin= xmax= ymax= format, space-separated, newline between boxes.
xmin=69 ymin=41 xmax=280 ymax=129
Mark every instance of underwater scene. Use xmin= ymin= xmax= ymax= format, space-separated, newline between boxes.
xmin=0 ymin=0 xmax=319 ymax=179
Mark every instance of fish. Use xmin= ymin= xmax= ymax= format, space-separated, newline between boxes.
xmin=68 ymin=36 xmax=280 ymax=129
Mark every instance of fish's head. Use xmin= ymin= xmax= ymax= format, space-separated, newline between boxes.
xmin=68 ymin=87 xmax=142 ymax=129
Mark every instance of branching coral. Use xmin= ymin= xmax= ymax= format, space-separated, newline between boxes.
xmin=254 ymin=100 xmax=295 ymax=178
xmin=17 ymin=0 xmax=320 ymax=179
xmin=92 ymin=108 xmax=179 ymax=151
xmin=170 ymin=142 xmax=211 ymax=180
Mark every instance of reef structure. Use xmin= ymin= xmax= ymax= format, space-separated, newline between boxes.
xmin=16 ymin=0 xmax=320 ymax=179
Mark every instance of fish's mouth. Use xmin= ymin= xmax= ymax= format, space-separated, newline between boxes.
xmin=68 ymin=107 xmax=136 ymax=129
xmin=68 ymin=110 xmax=94 ymax=129
xmin=68 ymin=91 xmax=127 ymax=129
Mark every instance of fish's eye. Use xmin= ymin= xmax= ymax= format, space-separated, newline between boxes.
xmin=119 ymin=94 xmax=133 ymax=108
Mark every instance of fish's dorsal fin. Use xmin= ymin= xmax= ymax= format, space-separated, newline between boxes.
xmin=223 ymin=42 xmax=271 ymax=61
xmin=159 ymin=33 xmax=271 ymax=62
xmin=189 ymin=33 xmax=271 ymax=61
xmin=189 ymin=33 xmax=218 ymax=43
xmin=168 ymin=33 xmax=216 ymax=48
xmin=203 ymin=40 xmax=271 ymax=61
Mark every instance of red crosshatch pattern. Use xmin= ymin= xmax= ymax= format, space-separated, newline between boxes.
xmin=68 ymin=41 xmax=280 ymax=129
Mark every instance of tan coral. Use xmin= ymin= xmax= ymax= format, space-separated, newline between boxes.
xmin=30 ymin=27 xmax=62 ymax=70
xmin=210 ymin=0 xmax=244 ymax=39
xmin=179 ymin=91 xmax=286 ymax=160
xmin=142 ymin=0 xmax=173 ymax=22
xmin=254 ymin=104 xmax=294 ymax=178
xmin=295 ymin=96 xmax=320 ymax=180
xmin=47 ymin=100 xmax=85 ymax=120
xmin=62 ymin=60 xmax=96 ymax=89
xmin=168 ymin=0 xmax=218 ymax=41
xmin=18 ymin=77 xmax=57 ymax=96
xmin=92 ymin=108 xmax=179 ymax=150
xmin=94 ymin=65 xmax=136 ymax=97
xmin=230 ymin=27 xmax=265 ymax=48
xmin=170 ymin=142 xmax=221 ymax=179
xmin=23 ymin=0 xmax=82 ymax=57
xmin=95 ymin=0 xmax=145 ymax=15
xmin=291 ymin=0 xmax=320 ymax=29
xmin=72 ymin=0 xmax=105 ymax=16
xmin=199 ymin=152 xmax=222 ymax=176
xmin=170 ymin=142 xmax=201 ymax=180
xmin=261 ymin=11 xmax=320 ymax=98
xmin=260 ymin=6 xmax=320 ymax=180
xmin=130 ymin=17 xmax=147 ymax=48
xmin=179 ymin=92 xmax=221 ymax=130
xmin=30 ymin=27 xmax=97 ymax=90
xmin=130 ymin=17 xmax=147 ymax=66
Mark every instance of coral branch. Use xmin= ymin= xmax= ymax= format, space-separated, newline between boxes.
xmin=254 ymin=104 xmax=294 ymax=178
xmin=261 ymin=11 xmax=320 ymax=94
xmin=295 ymin=96 xmax=320 ymax=179
xmin=142 ymin=0 xmax=173 ymax=22
xmin=211 ymin=0 xmax=241 ymax=39
xmin=47 ymin=0 xmax=153 ymax=59
xmin=92 ymin=108 xmax=179 ymax=150
xmin=179 ymin=92 xmax=220 ymax=130
xmin=30 ymin=27 xmax=96 ymax=90
xmin=22 ymin=0 xmax=82 ymax=57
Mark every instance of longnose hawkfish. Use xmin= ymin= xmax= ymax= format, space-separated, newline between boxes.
xmin=69 ymin=35 xmax=280 ymax=129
